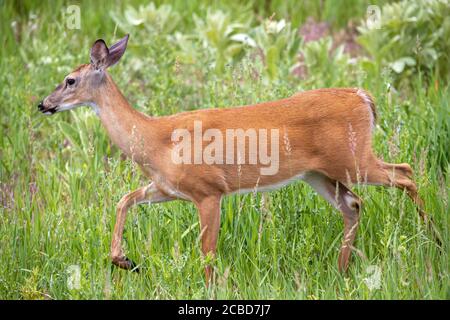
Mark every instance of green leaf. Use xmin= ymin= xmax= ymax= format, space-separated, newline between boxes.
xmin=266 ymin=45 xmax=279 ymax=79
xmin=390 ymin=57 xmax=416 ymax=73
xmin=390 ymin=60 xmax=405 ymax=73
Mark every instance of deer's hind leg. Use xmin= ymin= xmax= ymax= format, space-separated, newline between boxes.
xmin=195 ymin=195 xmax=222 ymax=286
xmin=111 ymin=182 xmax=174 ymax=271
xmin=365 ymin=160 xmax=442 ymax=245
xmin=303 ymin=172 xmax=362 ymax=272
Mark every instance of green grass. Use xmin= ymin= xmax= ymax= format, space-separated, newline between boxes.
xmin=0 ymin=0 xmax=448 ymax=299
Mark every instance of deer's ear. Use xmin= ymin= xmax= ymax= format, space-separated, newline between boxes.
xmin=106 ymin=34 xmax=129 ymax=68
xmin=90 ymin=39 xmax=109 ymax=70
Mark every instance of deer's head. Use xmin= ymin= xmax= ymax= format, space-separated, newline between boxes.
xmin=38 ymin=34 xmax=129 ymax=115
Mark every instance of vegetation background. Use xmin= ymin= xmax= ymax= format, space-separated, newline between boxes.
xmin=0 ymin=0 xmax=448 ymax=299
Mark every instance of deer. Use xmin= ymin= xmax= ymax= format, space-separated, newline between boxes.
xmin=38 ymin=34 xmax=441 ymax=285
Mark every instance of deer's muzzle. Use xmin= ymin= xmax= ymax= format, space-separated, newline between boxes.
xmin=38 ymin=101 xmax=58 ymax=115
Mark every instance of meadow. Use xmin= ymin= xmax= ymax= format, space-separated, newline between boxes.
xmin=0 ymin=0 xmax=448 ymax=299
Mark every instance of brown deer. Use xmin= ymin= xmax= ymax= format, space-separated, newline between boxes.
xmin=38 ymin=35 xmax=440 ymax=285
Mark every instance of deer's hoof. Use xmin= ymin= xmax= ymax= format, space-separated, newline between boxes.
xmin=112 ymin=256 xmax=140 ymax=273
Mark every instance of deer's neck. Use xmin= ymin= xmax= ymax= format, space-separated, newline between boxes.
xmin=94 ymin=74 xmax=155 ymax=164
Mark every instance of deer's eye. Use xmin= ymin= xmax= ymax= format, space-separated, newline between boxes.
xmin=67 ymin=78 xmax=76 ymax=86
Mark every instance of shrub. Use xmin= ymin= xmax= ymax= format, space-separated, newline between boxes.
xmin=357 ymin=0 xmax=450 ymax=87
xmin=111 ymin=3 xmax=180 ymax=36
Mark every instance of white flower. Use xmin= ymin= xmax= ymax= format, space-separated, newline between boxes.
xmin=266 ymin=19 xmax=286 ymax=34
xmin=230 ymin=33 xmax=256 ymax=47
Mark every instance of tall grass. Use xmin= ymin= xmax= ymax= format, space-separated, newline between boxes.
xmin=0 ymin=0 xmax=448 ymax=299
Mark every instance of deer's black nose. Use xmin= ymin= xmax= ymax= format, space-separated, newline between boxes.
xmin=38 ymin=102 xmax=44 ymax=111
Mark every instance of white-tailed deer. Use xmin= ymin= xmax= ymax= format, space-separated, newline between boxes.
xmin=39 ymin=35 xmax=440 ymax=284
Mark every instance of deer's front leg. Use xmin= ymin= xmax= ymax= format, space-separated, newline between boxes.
xmin=196 ymin=195 xmax=222 ymax=286
xmin=111 ymin=182 xmax=173 ymax=271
